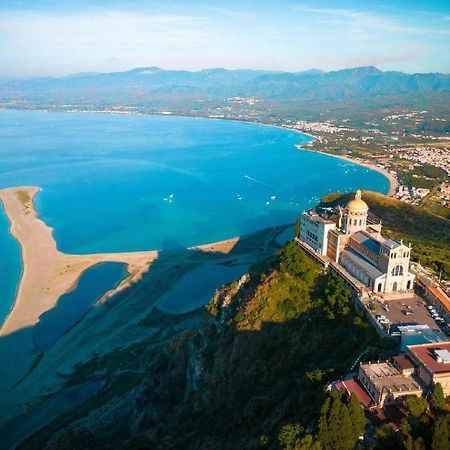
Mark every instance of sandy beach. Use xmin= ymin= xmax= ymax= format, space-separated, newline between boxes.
xmin=0 ymin=187 xmax=157 ymax=336
xmin=0 ymin=186 xmax=239 ymax=337
xmin=0 ymin=185 xmax=282 ymax=447
xmin=296 ymin=145 xmax=399 ymax=196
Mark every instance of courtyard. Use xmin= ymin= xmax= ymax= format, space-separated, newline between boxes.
xmin=366 ymin=293 xmax=445 ymax=334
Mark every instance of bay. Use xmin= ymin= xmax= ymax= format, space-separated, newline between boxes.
xmin=0 ymin=110 xmax=389 ymax=323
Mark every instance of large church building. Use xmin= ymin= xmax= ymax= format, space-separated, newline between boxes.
xmin=299 ymin=190 xmax=415 ymax=294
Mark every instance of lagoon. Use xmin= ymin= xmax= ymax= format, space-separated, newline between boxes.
xmin=0 ymin=110 xmax=389 ymax=323
xmin=33 ymin=262 xmax=128 ymax=352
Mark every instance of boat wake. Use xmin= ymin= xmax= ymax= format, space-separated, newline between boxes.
xmin=244 ymin=174 xmax=271 ymax=187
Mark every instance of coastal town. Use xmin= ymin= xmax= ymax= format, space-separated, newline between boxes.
xmin=280 ymin=114 xmax=450 ymax=220
xmin=297 ymin=188 xmax=450 ymax=437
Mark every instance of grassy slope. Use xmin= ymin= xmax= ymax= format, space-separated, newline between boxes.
xmin=120 ymin=245 xmax=383 ymax=449
xmin=23 ymin=243 xmax=387 ymax=450
xmin=321 ymin=191 xmax=450 ymax=279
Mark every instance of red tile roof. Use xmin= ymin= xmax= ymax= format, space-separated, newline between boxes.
xmin=334 ymin=378 xmax=375 ymax=409
xmin=426 ymin=286 xmax=450 ymax=315
xmin=408 ymin=342 xmax=450 ymax=374
xmin=393 ymin=355 xmax=415 ymax=371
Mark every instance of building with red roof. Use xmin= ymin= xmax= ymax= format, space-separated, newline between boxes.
xmin=423 ymin=285 xmax=450 ymax=323
xmin=407 ymin=342 xmax=450 ymax=394
xmin=333 ymin=378 xmax=375 ymax=409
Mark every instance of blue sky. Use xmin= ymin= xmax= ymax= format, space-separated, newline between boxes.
xmin=0 ymin=0 xmax=449 ymax=78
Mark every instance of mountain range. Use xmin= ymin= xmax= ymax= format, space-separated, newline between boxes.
xmin=2 ymin=66 xmax=450 ymax=104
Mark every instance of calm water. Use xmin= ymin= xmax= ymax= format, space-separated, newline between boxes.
xmin=33 ymin=262 xmax=128 ymax=352
xmin=158 ymin=264 xmax=250 ymax=314
xmin=0 ymin=109 xmax=389 ymax=323
xmin=0 ymin=201 xmax=21 ymax=322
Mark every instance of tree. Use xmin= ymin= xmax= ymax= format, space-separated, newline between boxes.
xmin=279 ymin=423 xmax=304 ymax=449
xmin=375 ymin=424 xmax=397 ymax=448
xmin=431 ymin=417 xmax=449 ymax=450
xmin=401 ymin=418 xmax=413 ymax=450
xmin=280 ymin=241 xmax=316 ymax=283
xmin=318 ymin=391 xmax=356 ymax=450
xmin=430 ymin=383 xmax=446 ymax=411
xmin=294 ymin=217 xmax=301 ymax=239
xmin=279 ymin=423 xmax=321 ymax=450
xmin=322 ymin=273 xmax=352 ymax=319
xmin=413 ymin=437 xmax=426 ymax=450
xmin=406 ymin=395 xmax=429 ymax=418
xmin=348 ymin=392 xmax=365 ymax=441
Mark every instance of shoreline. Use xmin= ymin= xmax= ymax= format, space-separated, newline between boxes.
xmin=0 ymin=186 xmax=157 ymax=336
xmin=1 ymin=107 xmax=394 ymax=194
xmin=0 ymin=186 xmax=240 ymax=336
xmin=295 ymin=145 xmax=398 ymax=196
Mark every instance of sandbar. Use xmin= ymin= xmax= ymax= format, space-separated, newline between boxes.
xmin=0 ymin=186 xmax=238 ymax=337
xmin=0 ymin=186 xmax=157 ymax=336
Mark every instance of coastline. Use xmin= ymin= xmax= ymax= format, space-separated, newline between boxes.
xmin=0 ymin=186 xmax=240 ymax=336
xmin=2 ymin=109 xmax=393 ymax=196
xmin=0 ymin=185 xmax=283 ymax=441
xmin=295 ymin=145 xmax=398 ymax=196
xmin=0 ymin=187 xmax=156 ymax=336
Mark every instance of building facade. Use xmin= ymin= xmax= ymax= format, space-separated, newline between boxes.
xmin=358 ymin=361 xmax=423 ymax=406
xmin=299 ymin=190 xmax=415 ymax=294
xmin=407 ymin=342 xmax=450 ymax=395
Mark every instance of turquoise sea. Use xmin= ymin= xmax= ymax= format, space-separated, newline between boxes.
xmin=0 ymin=109 xmax=389 ymax=323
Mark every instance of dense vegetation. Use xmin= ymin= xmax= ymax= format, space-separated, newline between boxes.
xmin=320 ymin=191 xmax=450 ymax=279
xmin=398 ymin=164 xmax=448 ymax=189
xmin=279 ymin=389 xmax=365 ymax=450
xmin=375 ymin=383 xmax=450 ymax=450
xmin=26 ymin=241 xmax=395 ymax=449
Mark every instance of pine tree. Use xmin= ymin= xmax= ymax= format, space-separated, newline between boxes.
xmin=401 ymin=417 xmax=413 ymax=450
xmin=318 ymin=391 xmax=356 ymax=450
xmin=337 ymin=400 xmax=355 ymax=450
xmin=318 ymin=396 xmax=331 ymax=446
xmin=348 ymin=392 xmax=365 ymax=441
xmin=279 ymin=423 xmax=304 ymax=450
xmin=432 ymin=417 xmax=449 ymax=450
xmin=406 ymin=395 xmax=428 ymax=418
xmin=430 ymin=383 xmax=446 ymax=411
xmin=279 ymin=423 xmax=321 ymax=450
xmin=414 ymin=437 xmax=426 ymax=450
xmin=294 ymin=217 xmax=301 ymax=239
xmin=323 ymin=273 xmax=352 ymax=319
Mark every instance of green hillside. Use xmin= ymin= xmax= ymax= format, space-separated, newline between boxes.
xmin=22 ymin=242 xmax=396 ymax=450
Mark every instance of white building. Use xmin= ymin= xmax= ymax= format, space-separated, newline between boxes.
xmin=299 ymin=190 xmax=415 ymax=294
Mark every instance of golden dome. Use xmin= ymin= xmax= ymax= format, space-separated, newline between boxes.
xmin=346 ymin=190 xmax=368 ymax=212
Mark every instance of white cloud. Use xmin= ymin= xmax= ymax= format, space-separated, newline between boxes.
xmin=293 ymin=6 xmax=450 ymax=37
xmin=0 ymin=11 xmax=213 ymax=76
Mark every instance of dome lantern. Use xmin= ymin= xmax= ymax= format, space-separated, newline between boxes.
xmin=346 ymin=189 xmax=369 ymax=213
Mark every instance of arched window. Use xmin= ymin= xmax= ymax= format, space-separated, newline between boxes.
xmin=391 ymin=265 xmax=403 ymax=276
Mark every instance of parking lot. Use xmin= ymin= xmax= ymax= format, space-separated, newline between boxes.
xmin=367 ymin=294 xmax=446 ymax=334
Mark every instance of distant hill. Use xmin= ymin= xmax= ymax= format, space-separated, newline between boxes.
xmin=2 ymin=66 xmax=450 ymax=105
